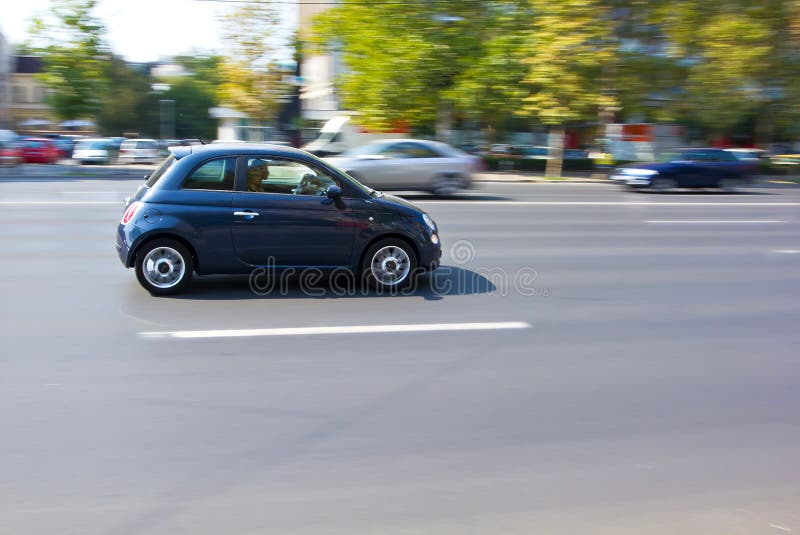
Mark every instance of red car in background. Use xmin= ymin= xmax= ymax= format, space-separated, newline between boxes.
xmin=21 ymin=138 xmax=60 ymax=164
xmin=0 ymin=140 xmax=22 ymax=167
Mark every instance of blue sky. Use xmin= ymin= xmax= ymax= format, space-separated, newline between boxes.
xmin=1 ymin=0 xmax=297 ymax=62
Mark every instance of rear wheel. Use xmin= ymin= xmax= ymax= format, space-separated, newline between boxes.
xmin=134 ymin=238 xmax=194 ymax=295
xmin=432 ymin=174 xmax=463 ymax=196
xmin=362 ymin=238 xmax=418 ymax=290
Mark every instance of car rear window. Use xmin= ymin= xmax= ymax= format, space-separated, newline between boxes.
xmin=146 ymin=155 xmax=177 ymax=187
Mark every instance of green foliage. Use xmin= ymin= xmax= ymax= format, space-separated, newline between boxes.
xmin=161 ymin=77 xmax=218 ymax=140
xmin=312 ymin=1 xmax=531 ymax=132
xmin=96 ymin=56 xmax=157 ymax=137
xmin=27 ymin=0 xmax=109 ymax=121
xmin=217 ymin=0 xmax=290 ymax=122
xmin=519 ymin=0 xmax=618 ymax=125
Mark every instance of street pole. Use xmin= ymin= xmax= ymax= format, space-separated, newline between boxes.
xmin=159 ymin=99 xmax=175 ymax=140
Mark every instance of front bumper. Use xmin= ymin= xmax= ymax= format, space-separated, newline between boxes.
xmin=609 ymin=173 xmax=653 ymax=186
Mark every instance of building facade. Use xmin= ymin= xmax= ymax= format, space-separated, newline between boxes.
xmin=298 ymin=0 xmax=341 ymax=123
xmin=9 ymin=56 xmax=55 ymax=131
xmin=0 ymin=31 xmax=11 ymax=129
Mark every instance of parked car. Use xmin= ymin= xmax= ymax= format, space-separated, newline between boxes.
xmin=72 ymin=138 xmax=117 ymax=165
xmin=21 ymin=138 xmax=60 ymax=164
xmin=0 ymin=140 xmax=22 ymax=167
xmin=40 ymin=133 xmax=80 ymax=159
xmin=119 ymin=138 xmax=161 ymax=164
xmin=609 ymin=148 xmax=752 ymax=191
xmin=117 ymin=144 xmax=442 ymax=295
xmin=325 ymin=139 xmax=482 ymax=195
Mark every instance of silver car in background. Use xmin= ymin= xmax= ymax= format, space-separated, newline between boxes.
xmin=325 ymin=139 xmax=483 ymax=195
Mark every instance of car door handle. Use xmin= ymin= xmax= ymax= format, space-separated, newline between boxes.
xmin=234 ymin=210 xmax=259 ymax=219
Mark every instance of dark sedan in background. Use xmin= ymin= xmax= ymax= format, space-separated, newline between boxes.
xmin=609 ymin=148 xmax=753 ymax=191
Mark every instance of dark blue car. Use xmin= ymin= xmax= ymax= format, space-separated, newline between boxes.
xmin=117 ymin=144 xmax=442 ymax=295
xmin=609 ymin=148 xmax=753 ymax=191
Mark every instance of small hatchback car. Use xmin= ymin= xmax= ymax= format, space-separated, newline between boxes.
xmin=117 ymin=144 xmax=442 ymax=295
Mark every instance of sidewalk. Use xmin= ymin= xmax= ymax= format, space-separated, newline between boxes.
xmin=475 ymin=171 xmax=800 ymax=185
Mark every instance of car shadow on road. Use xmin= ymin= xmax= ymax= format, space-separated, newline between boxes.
xmin=173 ymin=266 xmax=496 ymax=301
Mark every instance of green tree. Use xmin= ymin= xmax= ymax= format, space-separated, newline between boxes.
xmin=312 ymin=1 xmax=522 ymax=138
xmin=161 ymin=77 xmax=218 ymax=140
xmin=27 ymin=0 xmax=110 ymax=121
xmin=651 ymin=0 xmax=800 ymax=144
xmin=217 ymin=0 xmax=289 ymax=124
xmin=96 ymin=56 xmax=158 ymax=137
xmin=519 ymin=0 xmax=618 ymax=176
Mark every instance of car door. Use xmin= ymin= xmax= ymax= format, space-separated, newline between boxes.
xmin=231 ymin=156 xmax=355 ymax=267
xmin=388 ymin=141 xmax=448 ymax=188
xmin=160 ymin=156 xmax=237 ymax=274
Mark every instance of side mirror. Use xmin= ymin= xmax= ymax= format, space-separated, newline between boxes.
xmin=326 ymin=184 xmax=343 ymax=199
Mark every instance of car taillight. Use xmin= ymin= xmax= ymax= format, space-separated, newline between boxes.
xmin=121 ymin=201 xmax=142 ymax=225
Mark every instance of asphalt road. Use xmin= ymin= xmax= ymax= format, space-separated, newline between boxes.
xmin=1 ymin=176 xmax=799 ymax=535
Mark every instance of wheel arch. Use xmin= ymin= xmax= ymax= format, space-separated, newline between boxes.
xmin=358 ymin=233 xmax=420 ymax=271
xmin=128 ymin=232 xmax=199 ymax=271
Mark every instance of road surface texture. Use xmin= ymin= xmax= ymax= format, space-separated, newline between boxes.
xmin=1 ymin=176 xmax=798 ymax=534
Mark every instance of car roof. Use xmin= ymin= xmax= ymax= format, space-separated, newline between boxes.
xmin=170 ymin=142 xmax=314 ymax=161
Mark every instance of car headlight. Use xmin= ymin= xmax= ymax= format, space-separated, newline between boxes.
xmin=422 ymin=213 xmax=437 ymax=232
xmin=622 ymin=168 xmax=659 ymax=177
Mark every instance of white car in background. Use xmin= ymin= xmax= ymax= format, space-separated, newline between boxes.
xmin=325 ymin=139 xmax=483 ymax=195
xmin=72 ymin=138 xmax=116 ymax=165
xmin=119 ymin=139 xmax=161 ymax=165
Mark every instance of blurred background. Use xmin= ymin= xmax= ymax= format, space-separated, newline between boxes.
xmin=2 ymin=0 xmax=800 ymax=175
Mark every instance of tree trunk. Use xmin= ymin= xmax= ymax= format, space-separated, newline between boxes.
xmin=436 ymin=102 xmax=452 ymax=143
xmin=545 ymin=126 xmax=565 ymax=178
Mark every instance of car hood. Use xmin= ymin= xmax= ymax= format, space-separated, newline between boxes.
xmin=375 ymin=193 xmax=426 ymax=217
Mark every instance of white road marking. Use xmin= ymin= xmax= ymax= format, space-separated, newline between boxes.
xmin=769 ymin=524 xmax=793 ymax=533
xmin=644 ymin=220 xmax=786 ymax=224
xmin=141 ymin=321 xmax=532 ymax=340
xmin=774 ymin=249 xmax=800 ymax=254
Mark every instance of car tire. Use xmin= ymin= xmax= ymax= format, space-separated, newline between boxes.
xmin=719 ymin=177 xmax=741 ymax=192
xmin=134 ymin=238 xmax=194 ymax=295
xmin=361 ymin=238 xmax=418 ymax=291
xmin=649 ymin=176 xmax=676 ymax=192
xmin=432 ymin=174 xmax=463 ymax=196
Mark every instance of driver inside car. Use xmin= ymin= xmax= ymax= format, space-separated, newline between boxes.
xmin=246 ymin=160 xmax=269 ymax=192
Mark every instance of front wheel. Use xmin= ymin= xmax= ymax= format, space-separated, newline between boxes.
xmin=719 ymin=177 xmax=742 ymax=192
xmin=649 ymin=176 xmax=676 ymax=192
xmin=134 ymin=238 xmax=194 ymax=295
xmin=362 ymin=238 xmax=418 ymax=290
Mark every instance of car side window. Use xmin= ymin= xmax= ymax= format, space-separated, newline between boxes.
xmin=400 ymin=142 xmax=441 ymax=158
xmin=380 ymin=144 xmax=407 ymax=159
xmin=244 ymin=157 xmax=338 ymax=197
xmin=182 ymin=157 xmax=236 ymax=191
